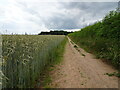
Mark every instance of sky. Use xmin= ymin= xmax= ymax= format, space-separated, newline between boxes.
xmin=0 ymin=0 xmax=119 ymax=34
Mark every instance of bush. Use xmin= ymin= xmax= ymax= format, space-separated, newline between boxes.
xmin=69 ymin=10 xmax=120 ymax=69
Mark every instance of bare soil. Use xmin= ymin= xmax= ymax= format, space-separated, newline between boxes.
xmin=49 ymin=37 xmax=118 ymax=88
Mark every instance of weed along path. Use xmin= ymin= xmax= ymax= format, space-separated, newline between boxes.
xmin=49 ymin=37 xmax=118 ymax=88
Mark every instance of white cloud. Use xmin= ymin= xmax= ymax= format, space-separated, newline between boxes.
xmin=0 ymin=0 xmax=64 ymax=34
xmin=0 ymin=0 xmax=118 ymax=34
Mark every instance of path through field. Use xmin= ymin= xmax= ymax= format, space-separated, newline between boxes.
xmin=49 ymin=37 xmax=118 ymax=88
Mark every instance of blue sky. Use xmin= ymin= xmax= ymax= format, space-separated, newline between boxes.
xmin=0 ymin=0 xmax=119 ymax=34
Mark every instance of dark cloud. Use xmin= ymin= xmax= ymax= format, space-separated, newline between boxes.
xmin=44 ymin=2 xmax=117 ymax=29
xmin=15 ymin=2 xmax=118 ymax=29
xmin=42 ymin=13 xmax=81 ymax=29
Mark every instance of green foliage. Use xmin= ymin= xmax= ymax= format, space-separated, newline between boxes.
xmin=69 ymin=10 xmax=120 ymax=69
xmin=105 ymin=72 xmax=120 ymax=78
xmin=2 ymin=35 xmax=65 ymax=88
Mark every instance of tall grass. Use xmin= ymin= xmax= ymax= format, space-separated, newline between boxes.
xmin=38 ymin=37 xmax=67 ymax=88
xmin=2 ymin=35 xmax=65 ymax=88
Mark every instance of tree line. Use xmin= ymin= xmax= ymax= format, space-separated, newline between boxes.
xmin=38 ymin=30 xmax=73 ymax=35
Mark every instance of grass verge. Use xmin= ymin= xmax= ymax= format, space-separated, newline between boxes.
xmin=35 ymin=37 xmax=67 ymax=88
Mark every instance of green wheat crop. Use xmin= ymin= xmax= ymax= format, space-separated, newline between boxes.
xmin=2 ymin=35 xmax=65 ymax=88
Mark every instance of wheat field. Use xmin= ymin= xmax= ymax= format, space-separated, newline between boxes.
xmin=2 ymin=35 xmax=65 ymax=88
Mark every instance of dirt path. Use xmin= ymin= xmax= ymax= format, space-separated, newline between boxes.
xmin=49 ymin=37 xmax=118 ymax=88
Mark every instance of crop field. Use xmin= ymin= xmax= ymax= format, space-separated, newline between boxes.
xmin=1 ymin=35 xmax=65 ymax=88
